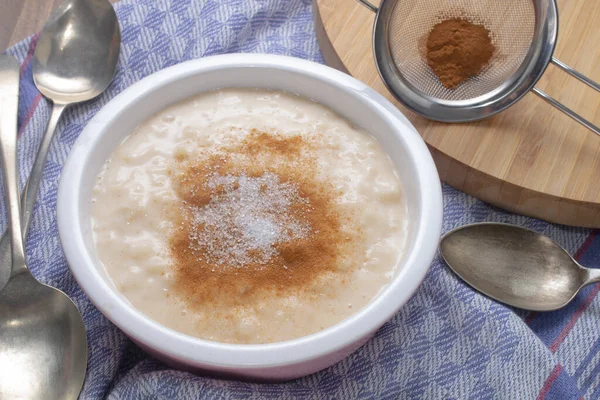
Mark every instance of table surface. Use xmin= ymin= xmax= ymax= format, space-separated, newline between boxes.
xmin=0 ymin=0 xmax=119 ymax=51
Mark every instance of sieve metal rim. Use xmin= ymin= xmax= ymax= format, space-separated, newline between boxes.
xmin=372 ymin=0 xmax=558 ymax=123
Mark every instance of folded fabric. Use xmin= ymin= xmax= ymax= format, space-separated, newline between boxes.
xmin=3 ymin=0 xmax=599 ymax=398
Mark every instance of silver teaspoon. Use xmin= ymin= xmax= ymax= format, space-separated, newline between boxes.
xmin=0 ymin=0 xmax=121 ymax=289
xmin=440 ymin=223 xmax=600 ymax=311
xmin=0 ymin=55 xmax=88 ymax=400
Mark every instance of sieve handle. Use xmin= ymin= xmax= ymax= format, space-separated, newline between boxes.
xmin=357 ymin=0 xmax=378 ymax=13
xmin=532 ymin=88 xmax=600 ymax=136
xmin=532 ymin=58 xmax=600 ymax=135
xmin=551 ymin=58 xmax=600 ymax=93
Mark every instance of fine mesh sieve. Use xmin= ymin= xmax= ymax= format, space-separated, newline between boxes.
xmin=358 ymin=0 xmax=600 ymax=134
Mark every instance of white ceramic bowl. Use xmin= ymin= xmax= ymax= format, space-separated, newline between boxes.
xmin=57 ymin=54 xmax=442 ymax=381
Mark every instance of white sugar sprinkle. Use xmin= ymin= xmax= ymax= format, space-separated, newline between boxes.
xmin=189 ymin=172 xmax=310 ymax=267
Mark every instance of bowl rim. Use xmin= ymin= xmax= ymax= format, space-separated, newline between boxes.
xmin=57 ymin=53 xmax=442 ymax=369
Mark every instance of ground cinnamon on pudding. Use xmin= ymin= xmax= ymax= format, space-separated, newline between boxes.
xmin=244 ymin=128 xmax=305 ymax=156
xmin=426 ymin=18 xmax=495 ymax=89
xmin=168 ymin=131 xmax=361 ymax=309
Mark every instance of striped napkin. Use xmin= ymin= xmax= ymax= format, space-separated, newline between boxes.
xmin=3 ymin=0 xmax=599 ymax=398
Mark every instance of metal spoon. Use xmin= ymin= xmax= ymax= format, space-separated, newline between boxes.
xmin=0 ymin=0 xmax=121 ymax=289
xmin=0 ymin=55 xmax=88 ymax=399
xmin=440 ymin=223 xmax=600 ymax=311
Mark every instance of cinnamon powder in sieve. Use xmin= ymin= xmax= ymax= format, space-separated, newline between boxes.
xmin=168 ymin=131 xmax=361 ymax=309
xmin=426 ymin=18 xmax=495 ymax=89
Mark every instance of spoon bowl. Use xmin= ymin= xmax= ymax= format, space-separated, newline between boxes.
xmin=0 ymin=272 xmax=87 ymax=399
xmin=440 ymin=223 xmax=600 ymax=311
xmin=33 ymin=0 xmax=121 ymax=103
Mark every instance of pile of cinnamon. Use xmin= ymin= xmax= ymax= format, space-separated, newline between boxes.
xmin=426 ymin=18 xmax=495 ymax=89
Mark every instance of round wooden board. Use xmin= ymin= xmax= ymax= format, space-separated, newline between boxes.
xmin=314 ymin=0 xmax=600 ymax=227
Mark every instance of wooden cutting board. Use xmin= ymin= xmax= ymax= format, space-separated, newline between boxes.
xmin=314 ymin=0 xmax=600 ymax=227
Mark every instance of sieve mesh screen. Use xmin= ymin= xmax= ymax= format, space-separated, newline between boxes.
xmin=388 ymin=0 xmax=536 ymax=100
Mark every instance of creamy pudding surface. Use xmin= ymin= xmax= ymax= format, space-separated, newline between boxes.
xmin=91 ymin=88 xmax=408 ymax=344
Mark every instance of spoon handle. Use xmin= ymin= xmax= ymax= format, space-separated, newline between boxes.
xmin=0 ymin=103 xmax=66 ymax=287
xmin=582 ymin=266 xmax=600 ymax=286
xmin=20 ymin=103 xmax=66 ymax=234
xmin=0 ymin=55 xmax=26 ymax=275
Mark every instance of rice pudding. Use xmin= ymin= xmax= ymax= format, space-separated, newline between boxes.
xmin=91 ymin=88 xmax=407 ymax=344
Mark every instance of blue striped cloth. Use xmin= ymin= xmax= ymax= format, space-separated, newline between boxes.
xmin=3 ymin=0 xmax=600 ymax=398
